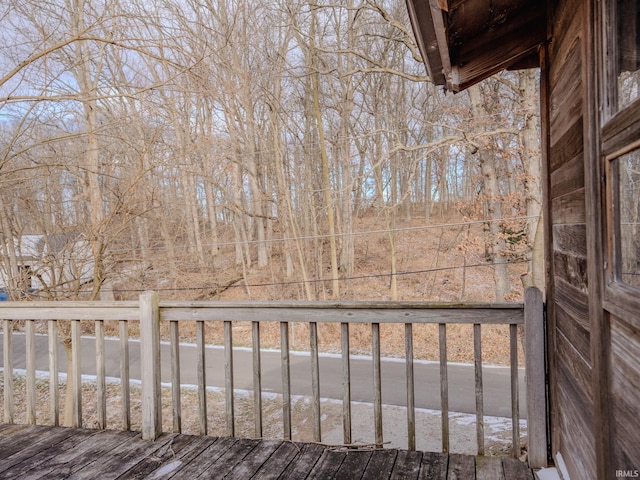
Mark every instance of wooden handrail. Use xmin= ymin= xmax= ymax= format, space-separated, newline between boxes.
xmin=0 ymin=300 xmax=522 ymax=321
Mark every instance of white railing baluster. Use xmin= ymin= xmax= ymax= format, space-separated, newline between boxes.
xmin=281 ymin=321 xmax=292 ymax=441
xmin=341 ymin=322 xmax=352 ymax=445
xmin=3 ymin=319 xmax=13 ymax=424
xmin=196 ymin=320 xmax=207 ymax=436
xmin=25 ymin=320 xmax=36 ymax=425
xmin=71 ymin=319 xmax=82 ymax=428
xmin=474 ymin=323 xmax=484 ymax=455
xmin=48 ymin=319 xmax=58 ymax=426
xmin=252 ymin=321 xmax=262 ymax=439
xmin=119 ymin=320 xmax=130 ymax=430
xmin=309 ymin=322 xmax=321 ymax=442
xmin=224 ymin=320 xmax=235 ymax=437
xmin=170 ymin=320 xmax=181 ymax=433
xmin=405 ymin=323 xmax=416 ymax=451
xmin=96 ymin=319 xmax=106 ymax=429
xmin=510 ymin=323 xmax=520 ymax=457
xmin=439 ymin=323 xmax=449 ymax=453
xmin=26 ymin=319 xmax=36 ymax=425
xmin=372 ymin=322 xmax=383 ymax=447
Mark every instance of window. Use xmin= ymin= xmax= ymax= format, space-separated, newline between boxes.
xmin=604 ymin=0 xmax=640 ymax=295
xmin=612 ymin=150 xmax=640 ymax=289
xmin=614 ymin=0 xmax=640 ymax=111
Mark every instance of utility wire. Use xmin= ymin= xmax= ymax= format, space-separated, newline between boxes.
xmin=108 ymin=215 xmax=540 ymax=254
xmin=62 ymin=258 xmax=529 ymax=294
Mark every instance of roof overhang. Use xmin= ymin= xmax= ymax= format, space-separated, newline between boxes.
xmin=406 ymin=0 xmax=547 ymax=92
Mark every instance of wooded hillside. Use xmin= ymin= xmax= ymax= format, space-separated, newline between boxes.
xmin=0 ymin=0 xmax=541 ymax=303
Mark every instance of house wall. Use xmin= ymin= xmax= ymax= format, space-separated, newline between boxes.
xmin=408 ymin=0 xmax=639 ymax=475
xmin=544 ymin=0 xmax=597 ymax=477
xmin=0 ymin=238 xmax=94 ymax=295
xmin=545 ymin=1 xmax=640 ymax=477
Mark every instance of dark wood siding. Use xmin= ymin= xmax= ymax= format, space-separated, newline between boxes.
xmin=546 ymin=0 xmax=597 ymax=477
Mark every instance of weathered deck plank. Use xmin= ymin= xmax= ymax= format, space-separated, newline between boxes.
xmin=0 ymin=423 xmax=25 ymax=438
xmin=0 ymin=425 xmax=535 ymax=479
xmin=0 ymin=426 xmax=78 ymax=475
xmin=251 ymin=441 xmax=302 ymax=478
xmin=279 ymin=442 xmax=326 ymax=480
xmin=0 ymin=429 xmax=133 ymax=479
xmin=307 ymin=449 xmax=347 ymax=479
xmin=447 ymin=453 xmax=476 ymax=480
xmin=475 ymin=455 xmax=506 ymax=480
xmin=117 ymin=433 xmax=216 ymax=480
xmin=69 ymin=432 xmax=175 ymax=480
xmin=29 ymin=430 xmax=138 ymax=479
xmin=419 ymin=451 xmax=448 ymax=480
xmin=362 ymin=448 xmax=398 ymax=479
xmin=0 ymin=425 xmax=46 ymax=458
xmin=390 ymin=450 xmax=423 ymax=480
xmin=202 ymin=437 xmax=260 ymax=477
xmin=225 ymin=438 xmax=282 ymax=479
xmin=334 ymin=450 xmax=373 ymax=480
xmin=167 ymin=435 xmax=236 ymax=477
xmin=132 ymin=434 xmax=218 ymax=480
xmin=503 ymin=456 xmax=535 ymax=480
xmin=0 ymin=427 xmax=100 ymax=480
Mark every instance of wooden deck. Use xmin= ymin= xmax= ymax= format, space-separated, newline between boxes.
xmin=0 ymin=424 xmax=535 ymax=479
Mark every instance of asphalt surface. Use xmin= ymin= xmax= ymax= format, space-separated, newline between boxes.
xmin=0 ymin=333 xmax=525 ymax=418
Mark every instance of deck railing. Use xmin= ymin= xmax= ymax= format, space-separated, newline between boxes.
xmin=0 ymin=288 xmax=546 ymax=467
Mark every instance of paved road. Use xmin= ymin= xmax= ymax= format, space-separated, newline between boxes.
xmin=0 ymin=333 xmax=525 ymax=418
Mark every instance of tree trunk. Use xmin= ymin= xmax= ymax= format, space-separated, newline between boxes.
xmin=310 ymin=6 xmax=339 ymax=299
xmin=468 ymin=85 xmax=510 ymax=301
xmin=0 ymin=197 xmax=21 ymax=297
xmin=519 ymin=70 xmax=544 ymax=291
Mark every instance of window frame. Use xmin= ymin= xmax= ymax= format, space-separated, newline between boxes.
xmin=602 ymin=1 xmax=640 ymax=323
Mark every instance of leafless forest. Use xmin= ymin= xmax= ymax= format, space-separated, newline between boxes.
xmin=0 ymin=0 xmax=542 ymax=303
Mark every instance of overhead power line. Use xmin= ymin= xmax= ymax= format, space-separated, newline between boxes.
xmin=108 ymin=215 xmax=540 ymax=254
xmin=61 ymin=258 xmax=529 ymax=295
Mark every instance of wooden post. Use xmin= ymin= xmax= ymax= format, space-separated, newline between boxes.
xmin=525 ymin=287 xmax=547 ymax=467
xmin=140 ymin=291 xmax=162 ymax=440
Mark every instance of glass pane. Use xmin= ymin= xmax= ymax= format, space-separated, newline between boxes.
xmin=618 ymin=149 xmax=640 ymax=288
xmin=616 ymin=0 xmax=640 ymax=110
